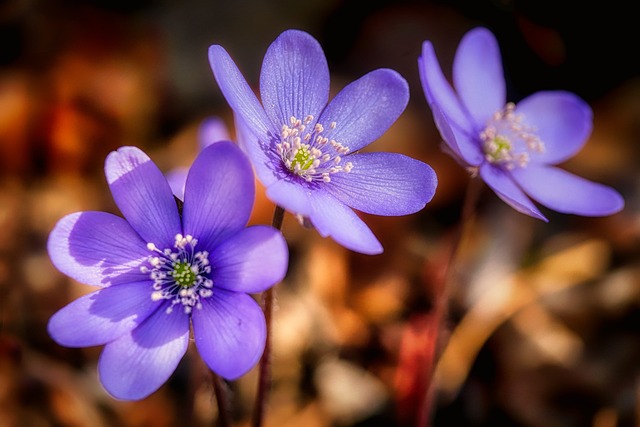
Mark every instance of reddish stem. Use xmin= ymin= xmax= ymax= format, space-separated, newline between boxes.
xmin=212 ymin=371 xmax=231 ymax=427
xmin=251 ymin=205 xmax=285 ymax=427
xmin=417 ymin=177 xmax=483 ymax=427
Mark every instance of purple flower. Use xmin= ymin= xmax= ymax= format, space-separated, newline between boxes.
xmin=419 ymin=27 xmax=624 ymax=220
xmin=166 ymin=116 xmax=231 ymax=200
xmin=47 ymin=141 xmax=288 ymax=400
xmin=208 ymin=29 xmax=437 ymax=254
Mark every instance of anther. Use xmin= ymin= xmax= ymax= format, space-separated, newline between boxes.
xmin=481 ymin=103 xmax=544 ymax=169
xmin=142 ymin=233 xmax=214 ymax=314
xmin=278 ymin=116 xmax=354 ymax=182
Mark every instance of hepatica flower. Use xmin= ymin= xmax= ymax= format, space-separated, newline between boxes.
xmin=419 ymin=27 xmax=624 ymax=220
xmin=209 ymin=29 xmax=437 ymax=254
xmin=47 ymin=142 xmax=288 ymax=400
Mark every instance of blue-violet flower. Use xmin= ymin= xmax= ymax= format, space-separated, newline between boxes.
xmin=209 ymin=29 xmax=438 ymax=254
xmin=47 ymin=141 xmax=288 ymax=400
xmin=419 ymin=27 xmax=624 ymax=220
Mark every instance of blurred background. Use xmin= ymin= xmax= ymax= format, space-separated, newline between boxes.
xmin=1 ymin=0 xmax=639 ymax=426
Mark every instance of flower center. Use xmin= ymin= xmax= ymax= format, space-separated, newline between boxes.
xmin=277 ymin=115 xmax=353 ymax=182
xmin=172 ymin=262 xmax=196 ymax=287
xmin=141 ymin=234 xmax=213 ymax=314
xmin=480 ymin=102 xmax=545 ymax=170
xmin=292 ymin=145 xmax=314 ymax=171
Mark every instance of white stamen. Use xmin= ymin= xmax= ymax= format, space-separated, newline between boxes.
xmin=277 ymin=116 xmax=354 ymax=182
xmin=481 ymin=102 xmax=545 ymax=169
xmin=141 ymin=234 xmax=213 ymax=314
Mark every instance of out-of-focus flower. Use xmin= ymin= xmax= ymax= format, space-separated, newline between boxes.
xmin=419 ymin=27 xmax=624 ymax=220
xmin=166 ymin=116 xmax=231 ymax=200
xmin=209 ymin=29 xmax=437 ymax=254
xmin=47 ymin=142 xmax=288 ymax=400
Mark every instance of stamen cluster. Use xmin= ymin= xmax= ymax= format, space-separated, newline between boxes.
xmin=141 ymin=233 xmax=213 ymax=314
xmin=276 ymin=115 xmax=353 ymax=182
xmin=480 ymin=103 xmax=545 ymax=170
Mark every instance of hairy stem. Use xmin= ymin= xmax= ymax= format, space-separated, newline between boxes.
xmin=418 ymin=176 xmax=483 ymax=427
xmin=252 ymin=205 xmax=285 ymax=427
xmin=212 ymin=372 xmax=231 ymax=427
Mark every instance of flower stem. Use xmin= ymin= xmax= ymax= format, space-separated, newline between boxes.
xmin=211 ymin=371 xmax=231 ymax=427
xmin=417 ymin=176 xmax=483 ymax=427
xmin=252 ymin=205 xmax=285 ymax=427
xmin=271 ymin=205 xmax=286 ymax=230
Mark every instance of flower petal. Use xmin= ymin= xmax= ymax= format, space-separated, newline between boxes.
xmin=309 ymin=191 xmax=383 ymax=254
xmin=517 ymin=91 xmax=593 ymax=165
xmin=326 ymin=152 xmax=437 ymax=215
xmin=317 ymin=69 xmax=408 ymax=152
xmin=192 ymin=290 xmax=266 ymax=380
xmin=511 ymin=165 xmax=624 ymax=216
xmin=98 ymin=307 xmax=190 ymax=400
xmin=198 ymin=116 xmax=231 ymax=150
xmin=235 ymin=114 xmax=280 ymax=186
xmin=260 ymin=29 xmax=329 ymax=128
xmin=430 ymin=102 xmax=483 ymax=166
xmin=209 ymin=44 xmax=274 ymax=138
xmin=48 ymin=211 xmax=150 ymax=287
xmin=165 ymin=167 xmax=188 ymax=201
xmin=419 ymin=40 xmax=473 ymax=133
xmin=453 ymin=27 xmax=506 ymax=127
xmin=210 ymin=225 xmax=288 ymax=293
xmin=48 ymin=281 xmax=158 ymax=347
xmin=105 ymin=147 xmax=181 ymax=249
xmin=479 ymin=163 xmax=547 ymax=221
xmin=265 ymin=178 xmax=314 ymax=217
xmin=183 ymin=142 xmax=255 ymax=248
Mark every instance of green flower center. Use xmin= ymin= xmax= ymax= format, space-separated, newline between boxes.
xmin=291 ymin=146 xmax=314 ymax=171
xmin=485 ymin=136 xmax=512 ymax=162
xmin=172 ymin=262 xmax=197 ymax=287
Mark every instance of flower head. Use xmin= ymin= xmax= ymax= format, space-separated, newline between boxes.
xmin=419 ymin=27 xmax=624 ymax=220
xmin=47 ymin=142 xmax=288 ymax=400
xmin=209 ymin=29 xmax=437 ymax=254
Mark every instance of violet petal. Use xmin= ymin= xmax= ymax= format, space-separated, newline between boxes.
xmin=105 ymin=146 xmax=181 ymax=249
xmin=419 ymin=41 xmax=473 ymax=132
xmin=198 ymin=116 xmax=231 ymax=150
xmin=234 ymin=114 xmax=280 ymax=187
xmin=517 ymin=91 xmax=593 ymax=165
xmin=210 ymin=225 xmax=288 ymax=294
xmin=183 ymin=142 xmax=255 ymax=248
xmin=208 ymin=44 xmax=274 ymax=139
xmin=98 ymin=307 xmax=189 ymax=400
xmin=453 ymin=27 xmax=506 ymax=127
xmin=430 ymin=103 xmax=483 ymax=166
xmin=192 ymin=290 xmax=266 ymax=380
xmin=479 ymin=163 xmax=548 ymax=221
xmin=511 ymin=165 xmax=624 ymax=216
xmin=165 ymin=167 xmax=188 ymax=201
xmin=265 ymin=178 xmax=314 ymax=217
xmin=326 ymin=152 xmax=437 ymax=215
xmin=47 ymin=281 xmax=158 ymax=347
xmin=317 ymin=69 xmax=408 ymax=152
xmin=48 ymin=211 xmax=149 ymax=287
xmin=260 ymin=29 xmax=329 ymax=129
xmin=309 ymin=191 xmax=383 ymax=254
